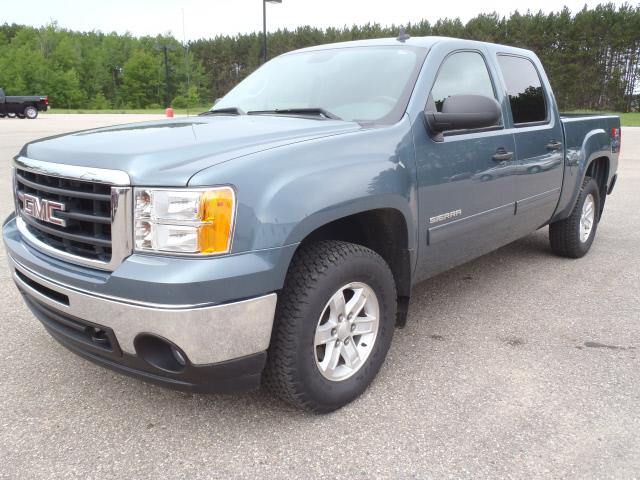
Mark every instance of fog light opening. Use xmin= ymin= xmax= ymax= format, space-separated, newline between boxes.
xmin=134 ymin=334 xmax=188 ymax=373
xmin=171 ymin=346 xmax=187 ymax=366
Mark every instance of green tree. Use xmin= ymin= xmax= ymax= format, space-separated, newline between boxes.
xmin=120 ymin=49 xmax=161 ymax=108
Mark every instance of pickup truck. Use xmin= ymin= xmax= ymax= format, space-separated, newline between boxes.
xmin=2 ymin=36 xmax=620 ymax=412
xmin=0 ymin=88 xmax=48 ymax=119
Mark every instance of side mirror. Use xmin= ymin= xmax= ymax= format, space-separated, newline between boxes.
xmin=425 ymin=94 xmax=501 ymax=133
xmin=213 ymin=97 xmax=223 ymax=106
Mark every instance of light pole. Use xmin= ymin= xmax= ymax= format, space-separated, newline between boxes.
xmin=154 ymin=43 xmax=177 ymax=107
xmin=262 ymin=0 xmax=282 ymax=64
xmin=110 ymin=65 xmax=122 ymax=99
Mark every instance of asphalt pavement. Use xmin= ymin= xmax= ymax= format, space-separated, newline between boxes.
xmin=0 ymin=114 xmax=639 ymax=479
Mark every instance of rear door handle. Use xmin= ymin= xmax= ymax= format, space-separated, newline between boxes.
xmin=492 ymin=148 xmax=513 ymax=161
xmin=545 ymin=140 xmax=563 ymax=150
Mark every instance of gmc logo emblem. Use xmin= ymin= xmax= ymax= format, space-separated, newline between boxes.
xmin=18 ymin=192 xmax=67 ymax=227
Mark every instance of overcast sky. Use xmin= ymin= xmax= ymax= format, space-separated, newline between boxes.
xmin=4 ymin=0 xmax=631 ymax=40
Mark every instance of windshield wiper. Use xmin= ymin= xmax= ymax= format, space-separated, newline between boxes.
xmin=200 ymin=107 xmax=246 ymax=116
xmin=247 ymin=108 xmax=342 ymax=120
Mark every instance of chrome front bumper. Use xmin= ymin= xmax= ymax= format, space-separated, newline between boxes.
xmin=8 ymin=254 xmax=277 ymax=365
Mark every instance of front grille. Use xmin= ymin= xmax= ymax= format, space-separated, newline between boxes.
xmin=15 ymin=168 xmax=112 ymax=262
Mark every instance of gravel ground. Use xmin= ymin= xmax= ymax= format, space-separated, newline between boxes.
xmin=0 ymin=114 xmax=639 ymax=479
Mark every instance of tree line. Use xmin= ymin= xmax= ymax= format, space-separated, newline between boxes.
xmin=0 ymin=23 xmax=207 ymax=109
xmin=1 ymin=3 xmax=638 ymax=112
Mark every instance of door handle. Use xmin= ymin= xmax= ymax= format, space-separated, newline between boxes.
xmin=545 ymin=140 xmax=563 ymax=150
xmin=492 ymin=148 xmax=513 ymax=161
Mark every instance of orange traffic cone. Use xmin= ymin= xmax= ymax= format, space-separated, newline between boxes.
xmin=165 ymin=106 xmax=174 ymax=118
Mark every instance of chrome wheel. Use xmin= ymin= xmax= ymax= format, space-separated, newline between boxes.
xmin=579 ymin=193 xmax=595 ymax=243
xmin=314 ymin=282 xmax=379 ymax=381
xmin=25 ymin=107 xmax=37 ymax=119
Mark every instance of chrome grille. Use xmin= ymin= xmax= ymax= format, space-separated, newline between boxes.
xmin=13 ymin=157 xmax=132 ymax=271
xmin=16 ymin=168 xmax=113 ymax=261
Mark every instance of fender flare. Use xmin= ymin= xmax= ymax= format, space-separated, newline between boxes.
xmin=553 ymin=129 xmax=610 ymax=221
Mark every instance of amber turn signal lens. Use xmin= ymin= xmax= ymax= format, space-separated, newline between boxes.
xmin=198 ymin=188 xmax=235 ymax=253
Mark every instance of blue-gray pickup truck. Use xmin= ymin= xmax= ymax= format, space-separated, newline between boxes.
xmin=2 ymin=36 xmax=621 ymax=412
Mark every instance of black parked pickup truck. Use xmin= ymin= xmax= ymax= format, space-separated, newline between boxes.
xmin=0 ymin=88 xmax=48 ymax=119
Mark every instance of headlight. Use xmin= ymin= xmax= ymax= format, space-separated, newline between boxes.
xmin=134 ymin=187 xmax=235 ymax=255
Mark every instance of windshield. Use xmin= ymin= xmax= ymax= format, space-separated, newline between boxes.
xmin=214 ymin=46 xmax=425 ymax=124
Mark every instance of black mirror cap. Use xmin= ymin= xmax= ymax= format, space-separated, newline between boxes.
xmin=425 ymin=94 xmax=502 ymax=133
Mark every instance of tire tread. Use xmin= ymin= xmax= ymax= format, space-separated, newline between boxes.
xmin=549 ymin=176 xmax=599 ymax=258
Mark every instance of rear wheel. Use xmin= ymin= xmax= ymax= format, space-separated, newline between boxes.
xmin=264 ymin=240 xmax=397 ymax=413
xmin=24 ymin=106 xmax=38 ymax=119
xmin=549 ymin=177 xmax=600 ymax=258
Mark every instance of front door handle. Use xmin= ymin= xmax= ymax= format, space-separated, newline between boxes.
xmin=492 ymin=148 xmax=513 ymax=161
xmin=545 ymin=140 xmax=563 ymax=150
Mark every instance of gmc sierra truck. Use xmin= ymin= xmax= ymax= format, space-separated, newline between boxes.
xmin=2 ymin=36 xmax=620 ymax=412
xmin=0 ymin=88 xmax=48 ymax=119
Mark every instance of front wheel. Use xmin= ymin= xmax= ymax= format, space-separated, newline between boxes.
xmin=549 ymin=177 xmax=600 ymax=258
xmin=264 ymin=240 xmax=397 ymax=413
xmin=24 ymin=106 xmax=38 ymax=119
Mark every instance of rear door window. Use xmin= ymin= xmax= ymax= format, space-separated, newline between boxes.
xmin=497 ymin=55 xmax=547 ymax=125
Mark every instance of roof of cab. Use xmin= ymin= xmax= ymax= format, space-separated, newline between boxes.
xmin=284 ymin=36 xmax=534 ymax=57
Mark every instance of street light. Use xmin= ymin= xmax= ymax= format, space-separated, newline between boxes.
xmin=109 ymin=65 xmax=122 ymax=98
xmin=262 ymin=0 xmax=282 ymax=64
xmin=154 ymin=43 xmax=177 ymax=107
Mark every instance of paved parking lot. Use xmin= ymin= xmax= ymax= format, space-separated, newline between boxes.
xmin=1 ymin=114 xmax=639 ymax=479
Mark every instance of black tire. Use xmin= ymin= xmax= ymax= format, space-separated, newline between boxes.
xmin=0 ymin=114 xmax=5 ymax=118
xmin=7 ymin=113 xmax=16 ymax=118
xmin=549 ymin=177 xmax=600 ymax=258
xmin=17 ymin=113 xmax=25 ymax=119
xmin=264 ymin=240 xmax=397 ymax=413
xmin=24 ymin=106 xmax=38 ymax=119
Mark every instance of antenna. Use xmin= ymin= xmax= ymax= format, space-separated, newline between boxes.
xmin=182 ymin=8 xmax=191 ymax=117
xmin=397 ymin=26 xmax=410 ymax=43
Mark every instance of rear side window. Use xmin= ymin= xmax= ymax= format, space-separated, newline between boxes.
xmin=497 ymin=55 xmax=547 ymax=124
xmin=430 ymin=51 xmax=496 ymax=113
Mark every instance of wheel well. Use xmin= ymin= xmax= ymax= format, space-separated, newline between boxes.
xmin=299 ymin=209 xmax=412 ymax=326
xmin=586 ymin=156 xmax=609 ymax=214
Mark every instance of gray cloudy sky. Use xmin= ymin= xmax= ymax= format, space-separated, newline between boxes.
xmin=4 ymin=0 xmax=630 ymax=40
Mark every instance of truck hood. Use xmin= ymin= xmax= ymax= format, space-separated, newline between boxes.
xmin=22 ymin=115 xmax=361 ymax=185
